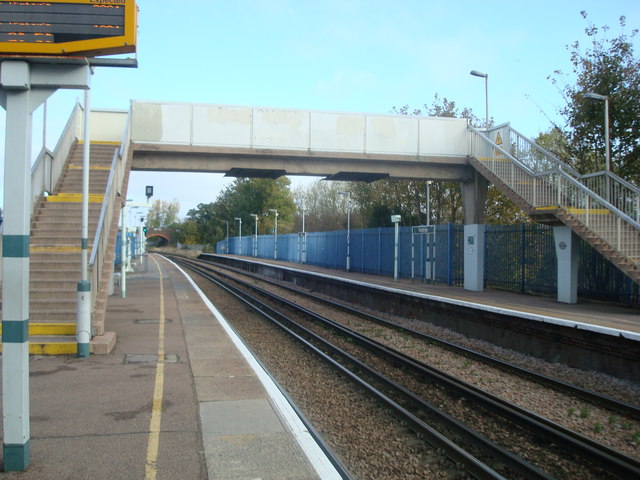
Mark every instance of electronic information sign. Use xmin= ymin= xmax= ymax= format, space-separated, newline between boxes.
xmin=0 ymin=0 xmax=137 ymax=56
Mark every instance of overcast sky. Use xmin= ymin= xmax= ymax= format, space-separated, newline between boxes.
xmin=1 ymin=0 xmax=638 ymax=217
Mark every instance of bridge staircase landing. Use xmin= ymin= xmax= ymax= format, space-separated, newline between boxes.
xmin=468 ymin=125 xmax=640 ymax=284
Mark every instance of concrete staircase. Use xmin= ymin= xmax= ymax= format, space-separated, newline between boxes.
xmin=13 ymin=142 xmax=118 ymax=354
xmin=469 ymin=126 xmax=640 ymax=284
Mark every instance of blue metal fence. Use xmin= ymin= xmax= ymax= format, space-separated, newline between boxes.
xmin=215 ymin=223 xmax=638 ymax=305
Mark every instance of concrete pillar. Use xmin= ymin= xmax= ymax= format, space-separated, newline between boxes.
xmin=464 ymin=224 xmax=486 ymax=292
xmin=2 ymin=63 xmax=33 ymax=472
xmin=553 ymin=226 xmax=579 ymax=304
xmin=461 ymin=170 xmax=489 ymax=225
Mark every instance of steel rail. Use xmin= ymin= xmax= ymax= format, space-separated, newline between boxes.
xmin=172 ymin=257 xmax=513 ymax=480
xmin=197 ymin=255 xmax=640 ymax=420
xmin=177 ymin=256 xmax=640 ymax=480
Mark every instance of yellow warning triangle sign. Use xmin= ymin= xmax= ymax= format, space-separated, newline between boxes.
xmin=495 ymin=132 xmax=503 ymax=146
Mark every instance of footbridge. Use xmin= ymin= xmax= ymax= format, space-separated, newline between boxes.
xmin=26 ymin=102 xmax=640 ymax=345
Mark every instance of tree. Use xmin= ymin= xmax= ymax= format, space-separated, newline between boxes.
xmin=186 ymin=177 xmax=296 ymax=245
xmin=548 ymin=12 xmax=640 ymax=180
xmin=147 ymin=199 xmax=180 ymax=228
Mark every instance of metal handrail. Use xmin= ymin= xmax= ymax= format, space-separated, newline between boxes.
xmin=89 ymin=148 xmax=119 ymax=267
xmin=468 ymin=125 xmax=640 ymax=265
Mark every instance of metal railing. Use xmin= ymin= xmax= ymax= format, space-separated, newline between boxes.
xmin=468 ymin=125 xmax=640 ymax=265
xmin=31 ymin=102 xmax=82 ymax=213
xmin=88 ymin=107 xmax=131 ymax=326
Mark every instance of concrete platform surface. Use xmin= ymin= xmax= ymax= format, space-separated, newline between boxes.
xmin=0 ymin=254 xmax=340 ymax=479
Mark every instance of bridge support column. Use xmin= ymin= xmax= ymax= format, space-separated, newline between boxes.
xmin=461 ymin=171 xmax=489 ymax=225
xmin=553 ymin=226 xmax=579 ymax=304
xmin=464 ymin=224 xmax=486 ymax=292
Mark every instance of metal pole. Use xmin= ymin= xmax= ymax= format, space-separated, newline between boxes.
xmin=302 ymin=209 xmax=307 ymax=264
xmin=2 ymin=69 xmax=32 ymax=471
xmin=346 ymin=198 xmax=351 ymax=271
xmin=226 ymin=221 xmax=229 ymax=254
xmin=394 ymin=220 xmax=399 ymax=280
xmin=484 ymin=75 xmax=489 ymax=131
xmin=121 ymin=204 xmax=127 ymax=298
xmin=269 ymin=209 xmax=278 ymax=259
xmin=604 ymin=97 xmax=610 ymax=172
xmin=77 ymin=83 xmax=91 ymax=358
xmin=234 ymin=217 xmax=242 ymax=255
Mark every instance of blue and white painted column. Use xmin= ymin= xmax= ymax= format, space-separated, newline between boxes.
xmin=553 ymin=226 xmax=579 ymax=304
xmin=1 ymin=62 xmax=33 ymax=471
xmin=1 ymin=60 xmax=89 ymax=471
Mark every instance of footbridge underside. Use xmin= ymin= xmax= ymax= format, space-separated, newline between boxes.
xmin=129 ymin=101 xmax=474 ymax=182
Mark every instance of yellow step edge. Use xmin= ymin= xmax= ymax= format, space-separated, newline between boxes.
xmin=0 ymin=323 xmax=76 ymax=336
xmin=534 ymin=206 xmax=559 ymax=211
xmin=30 ymin=245 xmax=82 ymax=253
xmin=68 ymin=165 xmax=112 ymax=171
xmin=0 ymin=342 xmax=77 ymax=355
xmin=77 ymin=140 xmax=120 ymax=146
xmin=567 ymin=208 xmax=611 ymax=215
xmin=45 ymin=193 xmax=104 ymax=203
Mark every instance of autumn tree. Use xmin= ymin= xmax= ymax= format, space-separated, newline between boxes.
xmin=548 ymin=11 xmax=640 ymax=180
xmin=186 ymin=177 xmax=296 ymax=245
xmin=146 ymin=199 xmax=180 ymax=228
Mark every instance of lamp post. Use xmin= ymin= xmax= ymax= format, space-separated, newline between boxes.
xmin=250 ymin=214 xmax=258 ymax=257
xmin=584 ymin=92 xmax=610 ymax=173
xmin=268 ymin=209 xmax=278 ymax=259
xmin=299 ymin=206 xmax=307 ymax=264
xmin=338 ymin=191 xmax=351 ymax=271
xmin=470 ymin=70 xmax=488 ymax=131
xmin=391 ymin=215 xmax=401 ymax=280
xmin=234 ymin=217 xmax=242 ymax=255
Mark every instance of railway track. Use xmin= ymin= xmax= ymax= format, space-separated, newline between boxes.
xmin=168 ymin=255 xmax=640 ymax=480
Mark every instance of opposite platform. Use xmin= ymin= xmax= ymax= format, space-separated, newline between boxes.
xmin=0 ymin=254 xmax=340 ymax=479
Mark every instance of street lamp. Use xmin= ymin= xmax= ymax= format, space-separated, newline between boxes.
xmin=299 ymin=205 xmax=307 ymax=264
xmin=338 ymin=191 xmax=351 ymax=272
xmin=268 ymin=209 xmax=278 ymax=259
xmin=250 ymin=214 xmax=258 ymax=257
xmin=234 ymin=217 xmax=242 ymax=255
xmin=584 ymin=92 xmax=610 ymax=173
xmin=470 ymin=70 xmax=488 ymax=131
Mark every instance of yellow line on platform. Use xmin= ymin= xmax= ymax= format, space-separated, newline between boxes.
xmin=145 ymin=255 xmax=166 ymax=480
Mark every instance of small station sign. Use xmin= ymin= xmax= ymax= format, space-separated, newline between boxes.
xmin=0 ymin=0 xmax=137 ymax=56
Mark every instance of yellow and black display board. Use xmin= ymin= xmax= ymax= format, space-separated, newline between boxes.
xmin=0 ymin=0 xmax=137 ymax=56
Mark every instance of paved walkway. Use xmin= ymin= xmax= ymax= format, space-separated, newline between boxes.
xmin=0 ymin=254 xmax=338 ymax=479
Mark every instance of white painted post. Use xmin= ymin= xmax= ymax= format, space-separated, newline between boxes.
xmin=77 ymin=84 xmax=91 ymax=358
xmin=463 ymin=224 xmax=486 ymax=292
xmin=1 ymin=63 xmax=32 ymax=471
xmin=553 ymin=226 xmax=578 ymax=304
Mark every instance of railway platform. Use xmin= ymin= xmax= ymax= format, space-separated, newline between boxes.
xmin=0 ymin=254 xmax=340 ymax=479
xmin=220 ymin=255 xmax=640 ymax=336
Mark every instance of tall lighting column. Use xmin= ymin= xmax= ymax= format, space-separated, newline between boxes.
xmin=234 ymin=217 xmax=242 ymax=255
xmin=470 ymin=70 xmax=489 ymax=131
xmin=338 ymin=191 xmax=351 ymax=271
xmin=268 ymin=209 xmax=278 ymax=259
xmin=250 ymin=213 xmax=258 ymax=257
xmin=584 ymin=92 xmax=610 ymax=173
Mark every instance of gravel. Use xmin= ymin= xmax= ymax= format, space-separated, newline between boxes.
xmin=185 ymin=260 xmax=640 ymax=479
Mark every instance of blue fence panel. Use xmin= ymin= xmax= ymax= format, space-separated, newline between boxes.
xmin=215 ymin=222 xmax=637 ymax=306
